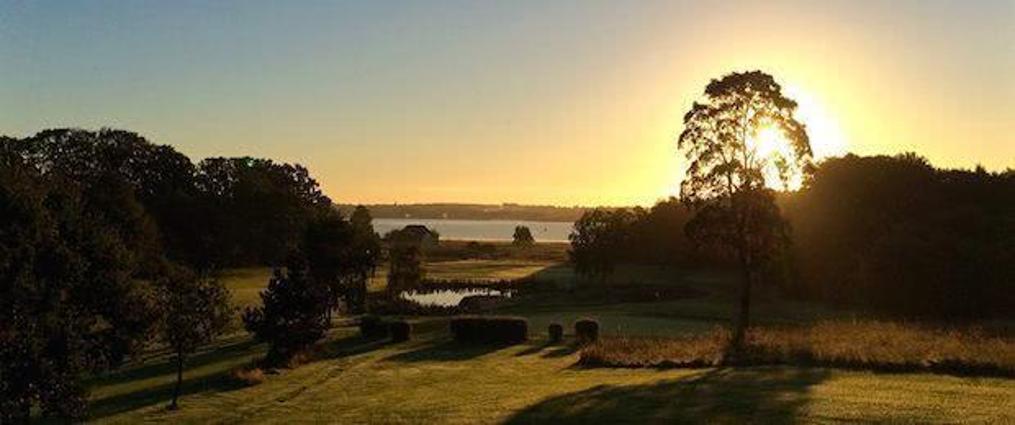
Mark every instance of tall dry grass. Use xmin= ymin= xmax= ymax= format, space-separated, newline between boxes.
xmin=580 ymin=320 xmax=1015 ymax=377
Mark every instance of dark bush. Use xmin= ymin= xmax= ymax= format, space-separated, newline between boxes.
xmin=548 ymin=323 xmax=564 ymax=343
xmin=389 ymin=320 xmax=412 ymax=342
xmin=359 ymin=315 xmax=388 ymax=339
xmin=575 ymin=318 xmax=600 ymax=344
xmin=450 ymin=316 xmax=528 ymax=345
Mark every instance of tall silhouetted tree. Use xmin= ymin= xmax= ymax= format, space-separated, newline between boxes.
xmin=387 ymin=246 xmax=423 ymax=295
xmin=347 ymin=206 xmax=381 ymax=312
xmin=158 ymin=266 xmax=233 ymax=410
xmin=513 ymin=225 xmax=536 ymax=247
xmin=677 ymin=71 xmax=811 ymax=351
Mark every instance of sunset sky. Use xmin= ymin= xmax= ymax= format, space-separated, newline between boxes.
xmin=2 ymin=0 xmax=1012 ymax=206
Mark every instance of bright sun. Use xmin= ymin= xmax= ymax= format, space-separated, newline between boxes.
xmin=748 ymin=85 xmax=848 ymax=190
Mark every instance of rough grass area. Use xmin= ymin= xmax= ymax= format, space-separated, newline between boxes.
xmin=580 ymin=321 xmax=1015 ymax=377
xmin=85 ymin=329 xmax=1015 ymax=424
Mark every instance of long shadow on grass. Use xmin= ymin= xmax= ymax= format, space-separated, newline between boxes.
xmin=504 ymin=367 xmax=830 ymax=424
xmin=87 ymin=334 xmax=390 ymax=421
xmin=384 ymin=339 xmax=511 ymax=363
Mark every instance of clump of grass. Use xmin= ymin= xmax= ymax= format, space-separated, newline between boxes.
xmin=580 ymin=321 xmax=1015 ymax=377
xmin=230 ymin=366 xmax=266 ymax=386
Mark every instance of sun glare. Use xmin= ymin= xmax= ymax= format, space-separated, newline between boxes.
xmin=746 ymin=85 xmax=848 ymax=191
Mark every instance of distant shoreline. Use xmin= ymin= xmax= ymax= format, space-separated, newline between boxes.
xmin=337 ymin=203 xmax=622 ymax=223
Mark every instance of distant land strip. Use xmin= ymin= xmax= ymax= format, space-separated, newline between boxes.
xmin=335 ymin=203 xmax=623 ymax=222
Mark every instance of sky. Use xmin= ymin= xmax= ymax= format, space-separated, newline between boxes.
xmin=2 ymin=0 xmax=1013 ymax=206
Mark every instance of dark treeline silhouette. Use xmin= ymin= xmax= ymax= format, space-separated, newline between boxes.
xmin=0 ymin=128 xmax=378 ymax=420
xmin=2 ymin=128 xmax=332 ymax=270
xmin=784 ymin=154 xmax=1014 ymax=318
xmin=571 ymin=153 xmax=1014 ymax=319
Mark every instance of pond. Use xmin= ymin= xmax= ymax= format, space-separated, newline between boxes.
xmin=400 ymin=288 xmax=513 ymax=307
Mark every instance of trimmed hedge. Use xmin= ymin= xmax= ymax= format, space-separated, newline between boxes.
xmin=389 ymin=320 xmax=412 ymax=342
xmin=575 ymin=318 xmax=600 ymax=345
xmin=450 ymin=316 xmax=528 ymax=345
xmin=548 ymin=323 xmax=564 ymax=343
xmin=359 ymin=315 xmax=388 ymax=339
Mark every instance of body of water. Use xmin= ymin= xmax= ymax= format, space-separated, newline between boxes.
xmin=400 ymin=288 xmax=511 ymax=307
xmin=373 ymin=218 xmax=573 ymax=242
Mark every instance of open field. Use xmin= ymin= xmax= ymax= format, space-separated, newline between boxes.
xmin=82 ymin=245 xmax=1015 ymax=423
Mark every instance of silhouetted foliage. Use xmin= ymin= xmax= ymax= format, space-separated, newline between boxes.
xmin=785 ymin=154 xmax=1014 ymax=318
xmin=512 ymin=225 xmax=535 ymax=246
xmin=569 ymin=209 xmax=635 ymax=282
xmin=242 ymin=255 xmax=331 ymax=366
xmin=387 ymin=246 xmax=424 ymax=295
xmin=195 ymin=157 xmax=333 ymax=267
xmin=156 ymin=266 xmax=233 ymax=410
xmin=677 ymin=71 xmax=811 ymax=349
xmin=450 ymin=316 xmax=529 ymax=345
xmin=0 ymin=154 xmax=162 ymax=421
xmin=569 ymin=200 xmax=696 ymax=280
xmin=347 ymin=206 xmax=381 ymax=312
xmin=1 ymin=129 xmax=335 ymax=270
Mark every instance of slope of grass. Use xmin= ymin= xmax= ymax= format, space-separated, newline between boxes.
xmin=88 ymin=252 xmax=1013 ymax=423
xmin=87 ymin=330 xmax=1015 ymax=424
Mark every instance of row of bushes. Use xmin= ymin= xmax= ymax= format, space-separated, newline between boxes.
xmin=448 ymin=316 xmax=601 ymax=345
xmin=357 ymin=314 xmax=603 ymax=346
xmin=578 ymin=321 xmax=1015 ymax=377
xmin=359 ymin=315 xmax=412 ymax=342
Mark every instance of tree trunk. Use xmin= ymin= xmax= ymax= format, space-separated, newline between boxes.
xmin=170 ymin=353 xmax=184 ymax=410
xmin=731 ymin=262 xmax=753 ymax=353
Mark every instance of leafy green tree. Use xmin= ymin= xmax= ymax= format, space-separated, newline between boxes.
xmin=158 ymin=266 xmax=233 ymax=410
xmin=242 ymin=254 xmax=330 ymax=366
xmin=512 ymin=225 xmax=535 ymax=247
xmin=677 ymin=71 xmax=811 ymax=350
xmin=0 ymin=154 xmax=161 ymax=421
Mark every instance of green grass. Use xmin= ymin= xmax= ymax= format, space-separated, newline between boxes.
xmin=87 ymin=329 xmax=1015 ymax=424
xmin=83 ymin=251 xmax=1015 ymax=423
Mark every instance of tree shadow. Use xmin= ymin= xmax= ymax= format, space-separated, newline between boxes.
xmin=87 ymin=362 xmax=249 ymax=421
xmin=504 ymin=367 xmax=830 ymax=424
xmin=87 ymin=337 xmax=261 ymax=389
xmin=541 ymin=345 xmax=580 ymax=358
xmin=383 ymin=339 xmax=511 ymax=363
xmin=86 ymin=334 xmax=391 ymax=421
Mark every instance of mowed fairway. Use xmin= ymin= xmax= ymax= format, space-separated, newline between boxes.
xmin=84 ymin=256 xmax=1015 ymax=424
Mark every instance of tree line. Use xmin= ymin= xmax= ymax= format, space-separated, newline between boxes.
xmin=570 ymin=153 xmax=1014 ymax=319
xmin=0 ymin=128 xmax=380 ymax=420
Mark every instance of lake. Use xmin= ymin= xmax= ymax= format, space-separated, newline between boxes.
xmin=373 ymin=218 xmax=573 ymax=242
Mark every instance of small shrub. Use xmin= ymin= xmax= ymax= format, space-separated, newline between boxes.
xmin=231 ymin=366 xmax=266 ymax=386
xmin=548 ymin=323 xmax=564 ymax=343
xmin=575 ymin=318 xmax=600 ymax=344
xmin=389 ymin=320 xmax=412 ymax=342
xmin=450 ymin=316 xmax=528 ymax=345
xmin=359 ymin=314 xmax=389 ymax=339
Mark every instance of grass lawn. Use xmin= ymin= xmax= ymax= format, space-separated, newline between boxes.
xmin=83 ymin=248 xmax=1015 ymax=423
xmin=87 ymin=327 xmax=1015 ymax=424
